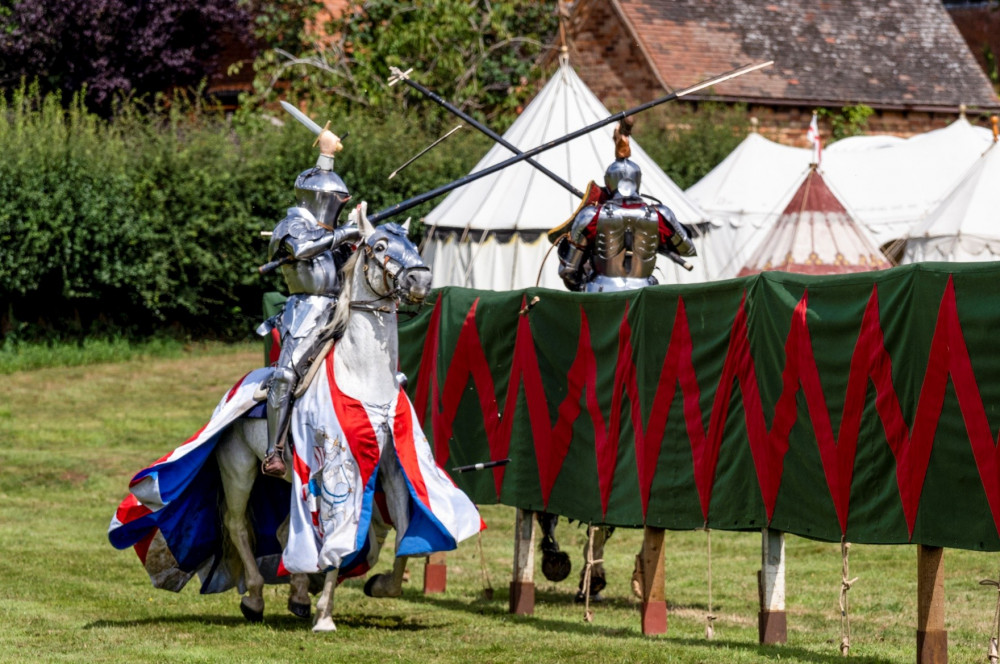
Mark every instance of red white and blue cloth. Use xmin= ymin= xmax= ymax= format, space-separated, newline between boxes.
xmin=109 ymin=353 xmax=484 ymax=593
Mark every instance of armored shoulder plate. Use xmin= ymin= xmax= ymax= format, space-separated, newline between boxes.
xmin=269 ymin=210 xmax=327 ymax=261
xmin=567 ymin=205 xmax=600 ymax=245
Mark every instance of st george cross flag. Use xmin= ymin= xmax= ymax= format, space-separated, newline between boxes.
xmin=807 ymin=111 xmax=822 ymax=165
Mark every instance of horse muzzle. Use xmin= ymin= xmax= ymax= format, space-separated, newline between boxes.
xmin=399 ymin=267 xmax=432 ymax=304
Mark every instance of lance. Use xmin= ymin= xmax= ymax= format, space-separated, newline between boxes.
xmin=452 ymin=458 xmax=510 ymax=473
xmin=388 ymin=124 xmax=464 ymax=179
xmin=368 ymin=60 xmax=772 ymax=223
xmin=388 ymin=66 xmax=585 ymax=199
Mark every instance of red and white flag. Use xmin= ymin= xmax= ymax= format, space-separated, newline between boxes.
xmin=807 ymin=112 xmax=822 ymax=165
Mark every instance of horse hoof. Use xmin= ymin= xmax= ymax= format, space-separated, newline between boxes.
xmin=240 ymin=597 xmax=264 ymax=623
xmin=590 ymin=573 xmax=607 ymax=595
xmin=312 ymin=617 xmax=337 ymax=633
xmin=541 ymin=550 xmax=571 ymax=582
xmin=288 ymin=600 xmax=311 ymax=620
xmin=363 ymin=574 xmax=380 ymax=597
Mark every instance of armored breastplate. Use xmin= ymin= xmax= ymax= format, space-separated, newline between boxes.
xmin=592 ymin=203 xmax=659 ymax=279
xmin=280 ymin=251 xmax=340 ymax=296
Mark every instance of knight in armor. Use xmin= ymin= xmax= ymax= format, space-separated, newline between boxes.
xmin=552 ymin=117 xmax=695 ymax=293
xmin=542 ymin=117 xmax=697 ymax=601
xmin=258 ymin=128 xmax=360 ymax=477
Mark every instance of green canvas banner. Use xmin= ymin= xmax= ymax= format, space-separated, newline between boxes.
xmin=395 ymin=263 xmax=1000 ymax=552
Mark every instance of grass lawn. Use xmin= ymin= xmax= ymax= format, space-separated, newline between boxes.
xmin=2 ymin=345 xmax=999 ymax=663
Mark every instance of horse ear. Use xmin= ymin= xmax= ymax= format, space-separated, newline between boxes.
xmin=401 ymin=217 xmax=411 ymax=235
xmin=353 ymin=201 xmax=376 ymax=238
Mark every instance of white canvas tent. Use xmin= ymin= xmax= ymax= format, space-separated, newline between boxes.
xmin=901 ymin=139 xmax=1000 ymax=263
xmin=421 ymin=59 xmax=708 ymax=290
xmin=686 ymin=118 xmax=994 ymax=280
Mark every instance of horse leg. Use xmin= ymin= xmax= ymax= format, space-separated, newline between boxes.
xmin=363 ymin=554 xmax=408 ymax=598
xmin=312 ymin=570 xmax=338 ymax=632
xmin=538 ymin=511 xmax=571 ymax=582
xmin=576 ymin=525 xmax=610 ymax=602
xmin=275 ymin=516 xmax=313 ymax=620
xmin=288 ymin=574 xmax=311 ymax=619
xmin=216 ymin=422 xmax=268 ymax=621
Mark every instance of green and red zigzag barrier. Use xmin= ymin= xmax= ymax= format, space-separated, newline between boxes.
xmin=395 ymin=263 xmax=1000 ymax=551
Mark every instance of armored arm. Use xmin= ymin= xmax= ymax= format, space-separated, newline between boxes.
xmin=557 ymin=206 xmax=598 ymax=291
xmin=284 ymin=220 xmax=361 ymax=260
xmin=654 ymin=204 xmax=696 ymax=258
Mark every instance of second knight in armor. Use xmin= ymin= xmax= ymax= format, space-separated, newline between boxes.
xmin=542 ymin=117 xmax=697 ymax=602
xmin=554 ymin=119 xmax=696 ymax=293
xmin=259 ymin=128 xmax=360 ymax=477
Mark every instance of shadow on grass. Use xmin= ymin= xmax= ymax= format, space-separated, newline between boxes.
xmin=412 ymin=593 xmax=895 ymax=664
xmin=85 ymin=612 xmax=432 ymax=633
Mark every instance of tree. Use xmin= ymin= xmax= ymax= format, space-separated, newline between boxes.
xmin=250 ymin=0 xmax=560 ymax=123
xmin=0 ymin=0 xmax=255 ymax=115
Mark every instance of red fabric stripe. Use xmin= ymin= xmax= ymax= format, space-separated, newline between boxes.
xmin=413 ymin=298 xmax=442 ymax=427
xmin=134 ymin=423 xmax=210 ymax=474
xmin=269 ymin=328 xmax=282 ymax=365
xmin=134 ymin=529 xmax=157 ymax=564
xmin=116 ymin=493 xmax=152 ymax=523
xmin=393 ymin=396 xmax=431 ymax=509
xmin=226 ymin=372 xmax=250 ymax=403
xmin=326 ymin=350 xmax=380 ymax=489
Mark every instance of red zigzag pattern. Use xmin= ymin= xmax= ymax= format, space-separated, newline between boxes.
xmin=412 ymin=277 xmax=1000 ymax=539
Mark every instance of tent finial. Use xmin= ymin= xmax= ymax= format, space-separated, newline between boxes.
xmin=750 ymin=117 xmax=759 ymax=133
xmin=960 ymin=103 xmax=967 ymax=120
xmin=557 ymin=1 xmax=570 ymax=66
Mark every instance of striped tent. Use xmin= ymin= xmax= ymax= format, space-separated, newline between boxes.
xmin=738 ymin=165 xmax=890 ymax=276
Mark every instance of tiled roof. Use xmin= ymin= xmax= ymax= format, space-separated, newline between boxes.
xmin=608 ymin=0 xmax=1000 ymax=110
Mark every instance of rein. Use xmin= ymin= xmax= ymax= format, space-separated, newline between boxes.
xmin=349 ymin=243 xmax=403 ymax=313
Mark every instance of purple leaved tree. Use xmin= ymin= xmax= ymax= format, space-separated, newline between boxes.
xmin=0 ymin=0 xmax=255 ymax=113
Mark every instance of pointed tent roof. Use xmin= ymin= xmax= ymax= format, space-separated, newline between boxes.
xmin=738 ymin=166 xmax=890 ymax=276
xmin=902 ymin=140 xmax=1000 ymax=263
xmin=423 ymin=59 xmax=706 ymax=233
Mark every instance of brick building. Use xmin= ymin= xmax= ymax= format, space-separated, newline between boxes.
xmin=947 ymin=1 xmax=1000 ymax=90
xmin=555 ymin=0 xmax=1000 ymax=144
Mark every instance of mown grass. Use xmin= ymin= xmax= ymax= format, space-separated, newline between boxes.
xmin=2 ymin=345 xmax=999 ymax=663
xmin=0 ymin=338 xmax=259 ymax=375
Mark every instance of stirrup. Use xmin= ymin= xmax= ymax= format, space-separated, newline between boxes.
xmin=262 ymin=451 xmax=286 ymax=477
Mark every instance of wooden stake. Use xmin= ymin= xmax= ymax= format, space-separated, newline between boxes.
xmin=509 ymin=508 xmax=536 ymax=615
xmin=639 ymin=526 xmax=667 ymax=635
xmin=423 ymin=552 xmax=447 ymax=594
xmin=758 ymin=528 xmax=787 ymax=644
xmin=917 ymin=545 xmax=948 ymax=663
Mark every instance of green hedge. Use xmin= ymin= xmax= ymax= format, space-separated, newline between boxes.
xmin=0 ymin=86 xmax=750 ymax=342
xmin=0 ymin=87 xmax=489 ymax=341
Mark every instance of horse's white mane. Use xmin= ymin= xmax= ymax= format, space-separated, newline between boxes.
xmin=331 ymin=250 xmax=360 ymax=335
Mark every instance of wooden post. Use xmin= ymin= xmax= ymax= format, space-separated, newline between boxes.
xmin=758 ymin=527 xmax=787 ymax=644
xmin=917 ymin=545 xmax=948 ymax=664
xmin=510 ymin=508 xmax=535 ymax=615
xmin=638 ymin=526 xmax=667 ymax=635
xmin=423 ymin=551 xmax=447 ymax=594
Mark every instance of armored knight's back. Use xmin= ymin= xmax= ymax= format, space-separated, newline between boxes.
xmin=590 ymin=201 xmax=660 ymax=280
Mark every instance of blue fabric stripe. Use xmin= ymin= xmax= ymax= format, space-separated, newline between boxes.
xmin=394 ymin=450 xmax=457 ymax=557
xmin=338 ymin=470 xmax=379 ymax=574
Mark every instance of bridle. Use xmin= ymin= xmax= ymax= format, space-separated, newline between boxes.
xmin=349 ymin=236 xmax=427 ymax=314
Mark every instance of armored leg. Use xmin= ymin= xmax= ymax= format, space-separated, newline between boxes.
xmin=263 ymin=365 xmax=297 ymax=477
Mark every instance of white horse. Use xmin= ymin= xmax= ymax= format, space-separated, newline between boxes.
xmin=215 ymin=207 xmax=435 ymax=631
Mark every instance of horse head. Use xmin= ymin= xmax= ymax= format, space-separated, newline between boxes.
xmin=356 ymin=207 xmax=432 ymax=305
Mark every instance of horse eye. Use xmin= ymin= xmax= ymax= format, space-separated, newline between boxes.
xmin=374 ymin=241 xmax=388 ymax=253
